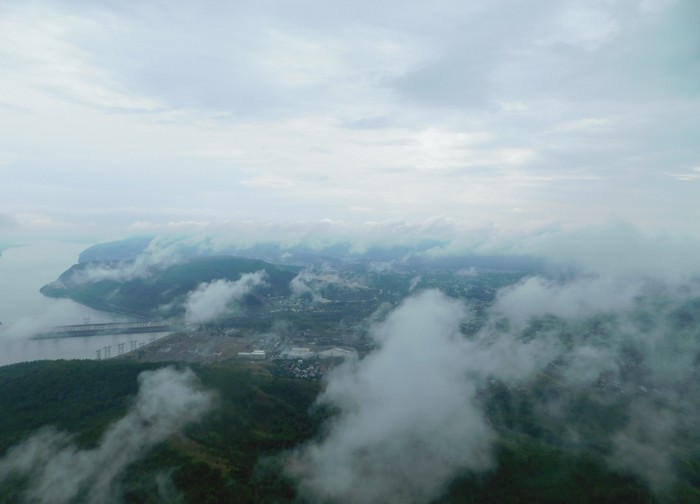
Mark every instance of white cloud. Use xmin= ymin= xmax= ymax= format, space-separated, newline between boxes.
xmin=0 ymin=6 xmax=160 ymax=112
xmin=289 ymin=269 xmax=700 ymax=498
xmin=665 ymin=167 xmax=700 ymax=181
xmin=288 ymin=290 xmax=494 ymax=504
xmin=184 ymin=271 xmax=268 ymax=324
xmin=69 ymin=235 xmax=187 ymax=283
xmin=285 ymin=245 xmax=700 ymax=496
xmin=493 ymin=275 xmax=646 ymax=325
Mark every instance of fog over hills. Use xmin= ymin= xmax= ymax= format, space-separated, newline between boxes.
xmin=1 ymin=0 xmax=699 ymax=501
xmin=0 ymin=226 xmax=696 ymax=502
xmin=41 ymin=255 xmax=297 ymax=320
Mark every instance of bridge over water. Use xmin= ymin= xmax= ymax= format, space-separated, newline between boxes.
xmin=34 ymin=321 xmax=174 ymax=339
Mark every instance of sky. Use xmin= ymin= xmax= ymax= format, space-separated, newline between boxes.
xmin=0 ymin=0 xmax=699 ymax=245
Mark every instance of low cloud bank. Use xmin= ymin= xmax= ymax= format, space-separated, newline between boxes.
xmin=184 ymin=270 xmax=267 ymax=324
xmin=70 ymin=236 xmax=189 ymax=284
xmin=487 ymin=272 xmax=700 ymax=488
xmin=289 ymin=260 xmax=700 ymax=501
xmin=288 ymin=290 xmax=495 ymax=504
xmin=64 ymin=221 xmax=700 ymax=289
xmin=0 ymin=367 xmax=214 ymax=504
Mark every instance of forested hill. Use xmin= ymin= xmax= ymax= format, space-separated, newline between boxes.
xmin=40 ymin=256 xmax=298 ymax=319
xmin=0 ymin=359 xmax=321 ymax=503
xmin=0 ymin=359 xmax=679 ymax=503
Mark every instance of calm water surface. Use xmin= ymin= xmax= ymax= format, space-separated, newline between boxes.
xmin=0 ymin=332 xmax=169 ymax=367
xmin=0 ymin=242 xmax=168 ymax=367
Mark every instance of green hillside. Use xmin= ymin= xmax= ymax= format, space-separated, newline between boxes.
xmin=0 ymin=359 xmax=321 ymax=503
xmin=40 ymin=256 xmax=298 ymax=319
xmin=1 ymin=359 xmax=693 ymax=503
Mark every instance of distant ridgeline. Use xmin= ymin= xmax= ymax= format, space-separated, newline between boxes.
xmin=77 ymin=236 xmax=154 ymax=263
xmin=75 ymin=236 xmax=545 ymax=271
xmin=41 ymin=237 xmax=543 ymax=325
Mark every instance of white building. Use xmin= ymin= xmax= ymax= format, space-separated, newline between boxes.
xmin=238 ymin=349 xmax=266 ymax=360
xmin=287 ymin=347 xmax=315 ymax=360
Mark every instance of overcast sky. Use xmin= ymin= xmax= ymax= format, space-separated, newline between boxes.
xmin=1 ymin=0 xmax=699 ymax=244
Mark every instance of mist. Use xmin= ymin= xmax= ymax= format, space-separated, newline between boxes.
xmin=289 ymin=265 xmax=371 ymax=306
xmin=184 ymin=270 xmax=268 ymax=324
xmin=288 ymin=290 xmax=494 ymax=504
xmin=0 ymin=367 xmax=214 ymax=504
xmin=0 ymin=242 xmax=110 ymax=341
xmin=1 ymin=0 xmax=699 ymax=497
xmin=287 ymin=252 xmax=700 ymax=501
xmin=4 ymin=224 xmax=700 ymax=498
xmin=290 ymin=269 xmax=331 ymax=304
xmin=70 ymin=236 xmax=189 ymax=284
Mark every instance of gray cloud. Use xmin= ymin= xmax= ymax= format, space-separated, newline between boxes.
xmin=0 ymin=367 xmax=214 ymax=504
xmin=0 ymin=213 xmax=18 ymax=230
xmin=0 ymin=1 xmax=697 ymax=231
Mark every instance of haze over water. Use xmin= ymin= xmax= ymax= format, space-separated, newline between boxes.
xmin=0 ymin=242 xmax=166 ymax=366
xmin=0 ymin=332 xmax=169 ymax=367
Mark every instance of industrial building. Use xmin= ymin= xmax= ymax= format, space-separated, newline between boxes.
xmin=237 ymin=349 xmax=266 ymax=360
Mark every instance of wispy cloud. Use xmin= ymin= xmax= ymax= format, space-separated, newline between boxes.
xmin=288 ymin=232 xmax=700 ymax=498
xmin=184 ymin=271 xmax=268 ymax=323
xmin=665 ymin=167 xmax=700 ymax=181
xmin=0 ymin=367 xmax=213 ymax=504
xmin=288 ymin=290 xmax=494 ymax=504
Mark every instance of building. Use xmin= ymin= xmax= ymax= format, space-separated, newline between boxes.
xmin=238 ymin=349 xmax=266 ymax=360
xmin=286 ymin=347 xmax=315 ymax=360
